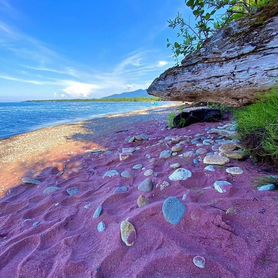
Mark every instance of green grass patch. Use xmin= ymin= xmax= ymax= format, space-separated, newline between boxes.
xmin=235 ymin=89 xmax=278 ymax=166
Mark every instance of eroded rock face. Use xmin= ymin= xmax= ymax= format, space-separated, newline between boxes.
xmin=147 ymin=6 xmax=278 ymax=107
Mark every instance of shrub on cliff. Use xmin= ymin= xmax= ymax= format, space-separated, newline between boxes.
xmin=235 ymin=89 xmax=278 ymax=166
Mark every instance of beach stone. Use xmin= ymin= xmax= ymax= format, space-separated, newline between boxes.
xmin=137 ymin=195 xmax=149 ymax=208
xmin=213 ymin=180 xmax=232 ymax=193
xmin=226 ymin=166 xmax=243 ymax=175
xmin=84 ymin=203 xmax=92 ymax=209
xmin=171 ymin=144 xmax=183 ymax=152
xmin=93 ymin=205 xmax=103 ymax=219
xmin=120 ymin=170 xmax=133 ymax=179
xmin=103 ymin=170 xmax=119 ymax=178
xmin=97 ymin=221 xmax=106 ymax=233
xmin=204 ymin=165 xmax=215 ymax=172
xmin=183 ymin=151 xmax=194 ymax=158
xmin=157 ymin=181 xmax=170 ymax=191
xmin=22 ymin=177 xmax=41 ymax=185
xmin=257 ymin=184 xmax=276 ymax=191
xmin=43 ymin=186 xmax=60 ymax=195
xmin=170 ymin=163 xmax=181 ymax=169
xmin=138 ymin=178 xmax=153 ymax=192
xmin=128 ymin=134 xmax=148 ymax=143
xmin=226 ymin=207 xmax=238 ymax=215
xmin=193 ymin=158 xmax=201 ymax=166
xmin=196 ymin=148 xmax=206 ymax=156
xmin=66 ymin=187 xmax=80 ymax=196
xmin=122 ymin=147 xmax=136 ymax=153
xmin=223 ymin=150 xmax=246 ymax=160
xmin=203 ymin=153 xmax=229 ymax=165
xmin=162 ymin=197 xmax=187 ymax=225
xmin=182 ymin=190 xmax=190 ymax=200
xmin=219 ymin=143 xmax=239 ymax=153
xmin=32 ymin=221 xmax=41 ymax=228
xmin=119 ymin=153 xmax=132 ymax=161
xmin=193 ymin=256 xmax=206 ymax=269
xmin=169 ymin=168 xmax=192 ymax=181
xmin=120 ymin=219 xmax=136 ymax=246
xmin=114 ymin=185 xmax=129 ymax=193
xmin=203 ymin=139 xmax=213 ymax=145
xmin=132 ymin=164 xmax=143 ymax=170
xmin=159 ymin=150 xmax=172 ymax=159
xmin=144 ymin=169 xmax=154 ymax=176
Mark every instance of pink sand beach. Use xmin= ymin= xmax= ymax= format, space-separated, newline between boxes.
xmin=0 ymin=107 xmax=277 ymax=278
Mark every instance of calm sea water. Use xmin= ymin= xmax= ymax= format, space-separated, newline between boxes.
xmin=0 ymin=101 xmax=166 ymax=140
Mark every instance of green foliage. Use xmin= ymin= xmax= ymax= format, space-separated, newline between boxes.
xmin=235 ymin=89 xmax=278 ymax=166
xmin=168 ymin=112 xmax=177 ymax=128
xmin=208 ymin=103 xmax=232 ymax=113
xmin=167 ymin=0 xmax=273 ymax=63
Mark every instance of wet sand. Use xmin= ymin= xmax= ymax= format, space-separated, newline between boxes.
xmin=0 ymin=105 xmax=277 ymax=278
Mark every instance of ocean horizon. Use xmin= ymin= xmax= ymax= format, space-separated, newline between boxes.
xmin=0 ymin=101 xmax=167 ymax=140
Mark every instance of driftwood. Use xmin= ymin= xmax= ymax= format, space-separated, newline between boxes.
xmin=148 ymin=5 xmax=278 ymax=107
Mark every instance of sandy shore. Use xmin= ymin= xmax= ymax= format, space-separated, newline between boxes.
xmin=0 ymin=103 xmax=181 ymax=195
xmin=0 ymin=104 xmax=277 ymax=278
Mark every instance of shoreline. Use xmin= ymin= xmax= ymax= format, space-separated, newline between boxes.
xmin=0 ymin=102 xmax=182 ymax=195
xmin=0 ymin=101 xmax=180 ymax=141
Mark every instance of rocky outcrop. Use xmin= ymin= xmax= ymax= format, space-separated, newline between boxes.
xmin=148 ymin=5 xmax=278 ymax=107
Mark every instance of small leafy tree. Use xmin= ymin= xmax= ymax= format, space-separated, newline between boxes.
xmin=167 ymin=0 xmax=272 ymax=63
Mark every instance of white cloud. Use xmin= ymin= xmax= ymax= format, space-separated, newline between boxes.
xmin=61 ymin=81 xmax=101 ymax=98
xmin=158 ymin=60 xmax=168 ymax=67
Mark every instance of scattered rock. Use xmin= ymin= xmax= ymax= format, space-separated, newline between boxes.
xmin=114 ymin=185 xmax=129 ymax=193
xmin=170 ymin=109 xmax=223 ymax=128
xmin=203 ymin=153 xmax=229 ymax=165
xmin=132 ymin=164 xmax=143 ymax=170
xmin=171 ymin=144 xmax=183 ymax=152
xmin=162 ymin=197 xmax=187 ymax=225
xmin=219 ymin=143 xmax=239 ymax=153
xmin=170 ymin=163 xmax=181 ymax=169
xmin=204 ymin=165 xmax=215 ymax=172
xmin=66 ymin=187 xmax=80 ymax=196
xmin=128 ymin=134 xmax=148 ymax=143
xmin=119 ymin=153 xmax=132 ymax=161
xmin=138 ymin=178 xmax=154 ymax=192
xmin=97 ymin=221 xmax=106 ymax=233
xmin=226 ymin=167 xmax=243 ymax=175
xmin=193 ymin=256 xmax=206 ymax=269
xmin=169 ymin=168 xmax=192 ymax=181
xmin=120 ymin=219 xmax=136 ymax=246
xmin=196 ymin=148 xmax=206 ymax=156
xmin=226 ymin=207 xmax=238 ymax=215
xmin=137 ymin=195 xmax=149 ymax=208
xmin=182 ymin=190 xmax=190 ymax=200
xmin=22 ymin=177 xmax=41 ymax=185
xmin=223 ymin=150 xmax=247 ymax=160
xmin=144 ymin=169 xmax=154 ymax=176
xmin=159 ymin=150 xmax=172 ymax=159
xmin=43 ymin=186 xmax=60 ymax=195
xmin=32 ymin=221 xmax=40 ymax=228
xmin=93 ymin=205 xmax=103 ymax=219
xmin=157 ymin=181 xmax=170 ymax=191
xmin=257 ymin=184 xmax=276 ymax=191
xmin=103 ymin=170 xmax=119 ymax=178
xmin=183 ymin=151 xmax=194 ymax=158
xmin=213 ymin=181 xmax=232 ymax=193
xmin=120 ymin=170 xmax=133 ymax=179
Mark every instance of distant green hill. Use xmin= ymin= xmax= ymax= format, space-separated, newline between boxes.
xmin=101 ymin=89 xmax=151 ymax=99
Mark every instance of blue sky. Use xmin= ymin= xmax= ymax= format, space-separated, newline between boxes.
xmin=0 ymin=0 xmax=192 ymax=101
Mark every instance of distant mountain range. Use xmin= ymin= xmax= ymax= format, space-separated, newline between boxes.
xmin=101 ymin=89 xmax=151 ymax=99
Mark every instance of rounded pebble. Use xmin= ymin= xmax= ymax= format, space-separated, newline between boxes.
xmin=193 ymin=256 xmax=206 ymax=269
xmin=97 ymin=221 xmax=106 ymax=233
xmin=120 ymin=219 xmax=136 ymax=246
xmin=162 ymin=196 xmax=187 ymax=225
xmin=169 ymin=168 xmax=192 ymax=181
